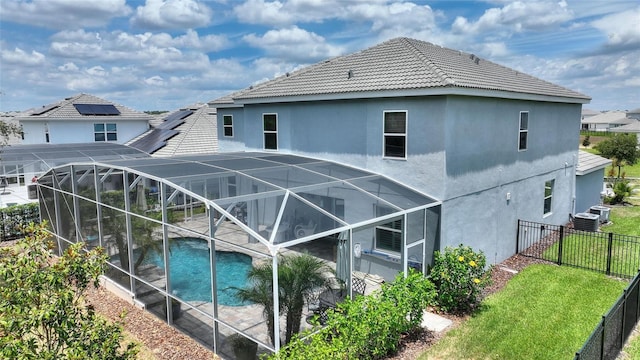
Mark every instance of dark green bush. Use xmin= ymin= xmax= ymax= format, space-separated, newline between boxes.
xmin=428 ymin=244 xmax=490 ymax=314
xmin=271 ymin=269 xmax=435 ymax=360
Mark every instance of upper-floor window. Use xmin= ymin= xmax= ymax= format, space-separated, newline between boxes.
xmin=544 ymin=179 xmax=554 ymax=215
xmin=223 ymin=115 xmax=233 ymax=137
xmin=45 ymin=123 xmax=50 ymax=143
xmin=519 ymin=111 xmax=528 ymax=151
xmin=94 ymin=123 xmax=117 ymax=142
xmin=383 ymin=111 xmax=407 ymax=158
xmin=263 ymin=114 xmax=277 ymax=150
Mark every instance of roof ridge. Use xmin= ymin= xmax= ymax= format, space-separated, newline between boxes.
xmin=399 ymin=37 xmax=455 ymax=86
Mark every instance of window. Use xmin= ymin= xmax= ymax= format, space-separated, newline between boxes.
xmin=45 ymin=123 xmax=49 ymax=143
xmin=544 ymin=180 xmax=554 ymax=215
xmin=376 ymin=218 xmax=403 ymax=253
xmin=519 ymin=111 xmax=528 ymax=151
xmin=383 ymin=111 xmax=407 ymax=158
xmin=223 ymin=115 xmax=233 ymax=137
xmin=263 ymin=114 xmax=277 ymax=150
xmin=94 ymin=123 xmax=117 ymax=142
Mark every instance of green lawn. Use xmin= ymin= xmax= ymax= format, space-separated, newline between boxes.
xmin=419 ymin=265 xmax=627 ymax=360
xmin=580 ymin=146 xmax=640 ymax=178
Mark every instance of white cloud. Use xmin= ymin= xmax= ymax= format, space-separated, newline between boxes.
xmin=452 ymin=1 xmax=574 ymax=35
xmin=591 ymin=7 xmax=640 ymax=51
xmin=244 ymin=26 xmax=344 ymax=62
xmin=58 ymin=62 xmax=79 ymax=72
xmin=131 ymin=0 xmax=213 ymax=30
xmin=1 ymin=47 xmax=46 ymax=66
xmin=145 ymin=76 xmax=166 ymax=86
xmin=0 ymin=0 xmax=131 ymax=29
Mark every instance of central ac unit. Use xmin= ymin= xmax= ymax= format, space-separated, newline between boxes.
xmin=574 ymin=212 xmax=599 ymax=232
xmin=589 ymin=205 xmax=610 ymax=224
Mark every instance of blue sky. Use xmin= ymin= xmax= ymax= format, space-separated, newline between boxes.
xmin=0 ymin=0 xmax=638 ymax=112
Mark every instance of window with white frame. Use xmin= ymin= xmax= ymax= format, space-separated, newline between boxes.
xmin=519 ymin=111 xmax=528 ymax=151
xmin=544 ymin=179 xmax=554 ymax=215
xmin=223 ymin=115 xmax=233 ymax=137
xmin=383 ymin=111 xmax=407 ymax=158
xmin=94 ymin=123 xmax=117 ymax=142
xmin=45 ymin=123 xmax=50 ymax=143
xmin=263 ymin=114 xmax=277 ymax=150
xmin=376 ymin=218 xmax=403 ymax=253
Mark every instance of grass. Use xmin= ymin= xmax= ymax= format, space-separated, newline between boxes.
xmin=419 ymin=265 xmax=627 ymax=360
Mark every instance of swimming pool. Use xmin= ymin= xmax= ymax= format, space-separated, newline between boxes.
xmin=141 ymin=237 xmax=253 ymax=306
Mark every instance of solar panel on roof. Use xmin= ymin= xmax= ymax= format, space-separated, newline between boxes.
xmin=31 ymin=104 xmax=59 ymax=116
xmin=74 ymin=104 xmax=121 ymax=116
xmin=128 ymin=128 xmax=178 ymax=154
xmin=157 ymin=110 xmax=193 ymax=130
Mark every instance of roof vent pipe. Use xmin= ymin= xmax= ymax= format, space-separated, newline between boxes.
xmin=474 ymin=57 xmax=480 ymax=65
xmin=347 ymin=70 xmax=353 ymax=79
xmin=470 ymin=54 xmax=475 ymax=60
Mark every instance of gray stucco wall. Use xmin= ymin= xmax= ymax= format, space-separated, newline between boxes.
xmin=575 ymin=170 xmax=606 ymax=214
xmin=216 ymin=95 xmax=582 ymax=264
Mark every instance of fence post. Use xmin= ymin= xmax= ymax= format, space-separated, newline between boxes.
xmin=606 ymin=233 xmax=614 ymax=276
xmin=600 ymin=315 xmax=606 ymax=360
xmin=516 ymin=219 xmax=521 ymax=254
xmin=558 ymin=225 xmax=564 ymax=266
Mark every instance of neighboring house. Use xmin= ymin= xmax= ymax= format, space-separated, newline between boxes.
xmin=581 ymin=110 xmax=634 ymax=132
xmin=127 ymin=103 xmax=218 ymax=156
xmin=609 ymin=109 xmax=640 ymax=144
xmin=211 ymin=37 xmax=591 ymax=264
xmin=628 ymin=108 xmax=640 ymax=121
xmin=575 ymin=151 xmax=612 ymax=213
xmin=15 ymin=93 xmax=153 ymax=145
xmin=0 ymin=143 xmax=148 ymax=207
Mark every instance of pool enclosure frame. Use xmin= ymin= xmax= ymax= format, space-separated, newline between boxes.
xmin=36 ymin=152 xmax=440 ymax=357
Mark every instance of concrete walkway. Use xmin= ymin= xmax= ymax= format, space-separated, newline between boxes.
xmin=421 ymin=310 xmax=453 ymax=332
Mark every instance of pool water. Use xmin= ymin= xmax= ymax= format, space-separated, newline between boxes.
xmin=141 ymin=237 xmax=253 ymax=306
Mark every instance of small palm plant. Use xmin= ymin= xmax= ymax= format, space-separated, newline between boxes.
xmin=235 ymin=252 xmax=333 ymax=345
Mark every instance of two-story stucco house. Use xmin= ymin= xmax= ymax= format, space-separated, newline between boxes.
xmin=211 ymin=37 xmax=591 ymax=264
xmin=16 ymin=93 xmax=153 ymax=145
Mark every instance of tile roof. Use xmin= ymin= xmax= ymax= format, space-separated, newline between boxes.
xmin=576 ymin=150 xmax=612 ymax=175
xmin=127 ymin=104 xmax=218 ymax=157
xmin=211 ymin=37 xmax=590 ymax=105
xmin=581 ymin=111 xmax=630 ymax=125
xmin=15 ymin=93 xmax=154 ymax=121
xmin=609 ymin=119 xmax=640 ymax=133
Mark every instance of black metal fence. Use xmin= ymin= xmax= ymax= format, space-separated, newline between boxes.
xmin=0 ymin=203 xmax=40 ymax=241
xmin=574 ymin=270 xmax=640 ymax=360
xmin=516 ymin=219 xmax=640 ymax=359
xmin=516 ymin=220 xmax=640 ymax=279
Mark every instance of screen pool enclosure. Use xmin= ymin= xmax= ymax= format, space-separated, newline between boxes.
xmin=37 ymin=151 xmax=440 ymax=358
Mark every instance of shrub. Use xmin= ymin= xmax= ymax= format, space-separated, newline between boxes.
xmin=607 ymin=180 xmax=634 ymax=204
xmin=271 ymin=269 xmax=436 ymax=360
xmin=0 ymin=222 xmax=138 ymax=359
xmin=582 ymin=135 xmax=590 ymax=147
xmin=429 ymin=245 xmax=490 ymax=314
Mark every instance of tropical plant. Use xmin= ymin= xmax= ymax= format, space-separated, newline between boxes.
xmin=271 ymin=269 xmax=437 ymax=360
xmin=279 ymin=253 xmax=333 ymax=344
xmin=0 ymin=222 xmax=138 ymax=359
xmin=235 ymin=259 xmax=280 ymax=345
xmin=0 ymin=119 xmax=22 ymax=146
xmin=428 ymin=244 xmax=491 ymax=314
xmin=235 ymin=252 xmax=333 ymax=345
xmin=606 ymin=180 xmax=634 ymax=205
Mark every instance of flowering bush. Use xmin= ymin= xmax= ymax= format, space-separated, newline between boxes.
xmin=429 ymin=244 xmax=491 ymax=314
